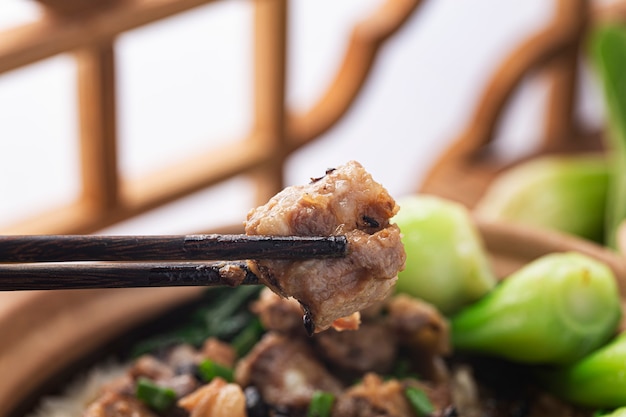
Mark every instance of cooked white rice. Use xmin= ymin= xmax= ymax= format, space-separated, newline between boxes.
xmin=25 ymin=360 xmax=129 ymax=417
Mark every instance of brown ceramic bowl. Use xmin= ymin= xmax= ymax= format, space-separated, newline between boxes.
xmin=2 ymin=219 xmax=626 ymax=417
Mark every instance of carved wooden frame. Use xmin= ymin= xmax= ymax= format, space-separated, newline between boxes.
xmin=1 ymin=0 xmax=421 ymax=234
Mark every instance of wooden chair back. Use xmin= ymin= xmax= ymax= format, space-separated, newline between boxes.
xmin=421 ymin=0 xmax=626 ymax=208
xmin=0 ymin=0 xmax=421 ymax=234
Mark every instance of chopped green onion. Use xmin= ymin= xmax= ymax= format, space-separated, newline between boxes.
xmin=198 ymin=358 xmax=234 ymax=383
xmin=230 ymin=317 xmax=264 ymax=357
xmin=405 ymin=386 xmax=434 ymax=416
xmin=135 ymin=377 xmax=176 ymax=412
xmin=203 ymin=286 xmax=262 ymax=339
xmin=307 ymin=391 xmax=335 ymax=417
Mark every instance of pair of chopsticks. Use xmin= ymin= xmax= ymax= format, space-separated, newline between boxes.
xmin=0 ymin=234 xmax=348 ymax=291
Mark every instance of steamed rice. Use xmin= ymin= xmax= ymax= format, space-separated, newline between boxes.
xmin=26 ymin=360 xmax=129 ymax=417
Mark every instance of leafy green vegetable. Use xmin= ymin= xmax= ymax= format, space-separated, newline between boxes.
xmin=540 ymin=332 xmax=626 ymax=408
xmin=405 ymin=386 xmax=434 ymax=417
xmin=595 ymin=408 xmax=626 ymax=417
xmin=230 ymin=317 xmax=264 ymax=357
xmin=451 ymin=252 xmax=621 ymax=365
xmin=475 ymin=154 xmax=609 ymax=242
xmin=135 ymin=377 xmax=176 ymax=412
xmin=393 ymin=195 xmax=497 ymax=315
xmin=200 ymin=285 xmax=262 ymax=339
xmin=132 ymin=285 xmax=263 ymax=357
xmin=198 ymin=358 xmax=234 ymax=383
xmin=589 ymin=24 xmax=626 ymax=248
xmin=307 ymin=391 xmax=335 ymax=417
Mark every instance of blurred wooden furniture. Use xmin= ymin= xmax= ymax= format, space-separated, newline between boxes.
xmin=0 ymin=0 xmax=421 ymax=235
xmin=421 ymin=0 xmax=626 ymax=208
xmin=0 ymin=1 xmax=423 ymax=416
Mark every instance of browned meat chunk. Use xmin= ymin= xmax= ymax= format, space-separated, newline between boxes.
xmin=165 ymin=343 xmax=202 ymax=372
xmin=314 ymin=322 xmax=397 ymax=374
xmin=83 ymin=391 xmax=158 ymax=417
xmin=178 ymin=378 xmax=246 ymax=417
xmin=128 ymin=355 xmax=175 ymax=381
xmin=245 ymin=161 xmax=406 ymax=333
xmin=94 ymin=372 xmax=136 ymax=398
xmin=235 ymin=332 xmax=343 ymax=408
xmin=331 ymin=373 xmax=416 ymax=417
xmin=386 ymin=295 xmax=450 ymax=356
xmin=251 ymin=288 xmax=308 ymax=335
xmin=201 ymin=337 xmax=237 ymax=368
xmin=386 ymin=294 xmax=451 ymax=381
xmin=330 ymin=312 xmax=361 ymax=331
xmin=160 ymin=374 xmax=200 ymax=399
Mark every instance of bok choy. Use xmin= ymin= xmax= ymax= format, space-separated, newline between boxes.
xmin=393 ymin=195 xmax=497 ymax=315
xmin=590 ymin=24 xmax=626 ymax=249
xmin=451 ymin=252 xmax=621 ymax=365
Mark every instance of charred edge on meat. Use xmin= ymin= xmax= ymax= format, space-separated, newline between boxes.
xmin=309 ymin=167 xmax=337 ymax=184
xmin=250 ymin=262 xmax=282 ymax=293
xmin=302 ymin=304 xmax=315 ymax=336
xmin=361 ymin=216 xmax=380 ymax=229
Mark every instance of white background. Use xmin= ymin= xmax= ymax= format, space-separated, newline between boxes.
xmin=0 ymin=0 xmax=606 ymax=234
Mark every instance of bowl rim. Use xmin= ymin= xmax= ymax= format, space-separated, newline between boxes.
xmin=2 ymin=219 xmax=626 ymax=417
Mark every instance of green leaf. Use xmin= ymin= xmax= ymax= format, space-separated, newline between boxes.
xmin=589 ymin=24 xmax=626 ymax=248
xmin=596 ymin=407 xmax=626 ymax=417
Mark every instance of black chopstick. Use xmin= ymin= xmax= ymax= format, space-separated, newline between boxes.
xmin=0 ymin=234 xmax=348 ymax=263
xmin=0 ymin=261 xmax=260 ymax=291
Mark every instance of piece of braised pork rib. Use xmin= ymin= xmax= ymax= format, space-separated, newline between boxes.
xmin=245 ymin=160 xmax=406 ymax=333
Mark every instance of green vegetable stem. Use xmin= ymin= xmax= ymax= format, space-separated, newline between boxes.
xmin=451 ymin=252 xmax=621 ymax=365
xmin=474 ymin=154 xmax=609 ymax=242
xmin=589 ymin=24 xmax=626 ymax=249
xmin=393 ymin=195 xmax=497 ymax=315
xmin=596 ymin=407 xmax=626 ymax=417
xmin=540 ymin=332 xmax=626 ymax=408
